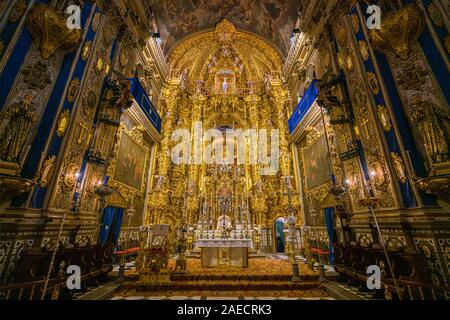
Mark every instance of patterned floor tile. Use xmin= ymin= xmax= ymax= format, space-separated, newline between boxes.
xmin=125 ymin=296 xmax=146 ymax=300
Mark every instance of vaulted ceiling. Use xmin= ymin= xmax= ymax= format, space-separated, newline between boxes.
xmin=149 ymin=0 xmax=300 ymax=56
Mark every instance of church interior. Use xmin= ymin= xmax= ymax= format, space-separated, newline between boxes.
xmin=0 ymin=0 xmax=449 ymax=302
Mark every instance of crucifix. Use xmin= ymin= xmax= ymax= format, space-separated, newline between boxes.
xmin=360 ymin=118 xmax=371 ymax=138
xmin=77 ymin=121 xmax=89 ymax=144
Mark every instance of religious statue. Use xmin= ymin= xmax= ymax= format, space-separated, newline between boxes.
xmin=0 ymin=95 xmax=38 ymax=163
xmin=409 ymin=96 xmax=450 ymax=163
xmin=180 ymin=68 xmax=189 ymax=91
xmin=221 ymin=76 xmax=230 ymax=94
xmin=255 ymin=180 xmax=263 ymax=195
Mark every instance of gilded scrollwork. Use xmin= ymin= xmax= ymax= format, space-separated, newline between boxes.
xmin=427 ymin=3 xmax=444 ymax=28
xmin=370 ymin=4 xmax=425 ymax=60
xmin=8 ymin=0 xmax=26 ymax=23
xmin=334 ymin=17 xmax=396 ymax=209
xmin=56 ymin=110 xmax=70 ymax=137
xmin=39 ymin=155 xmax=57 ymax=188
xmin=27 ymin=3 xmax=82 ymax=60
xmin=409 ymin=96 xmax=450 ymax=164
xmin=391 ymin=152 xmax=408 ymax=184
xmin=377 ymin=105 xmax=392 ymax=132
xmin=49 ymin=20 xmax=114 ymax=210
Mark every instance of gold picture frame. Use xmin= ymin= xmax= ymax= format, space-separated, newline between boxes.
xmin=110 ymin=126 xmax=149 ymax=195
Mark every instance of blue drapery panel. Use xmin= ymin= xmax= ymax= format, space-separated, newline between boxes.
xmin=274 ymin=221 xmax=285 ymax=253
xmin=128 ymin=77 xmax=162 ymax=133
xmin=288 ymin=80 xmax=319 ymax=134
xmin=98 ymin=206 xmax=124 ymax=245
xmin=324 ymin=208 xmax=335 ymax=265
xmin=112 ymin=207 xmax=124 ymax=244
xmin=99 ymin=206 xmax=115 ymax=246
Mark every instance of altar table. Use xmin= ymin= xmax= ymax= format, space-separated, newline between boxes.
xmin=197 ymin=239 xmax=251 ymax=268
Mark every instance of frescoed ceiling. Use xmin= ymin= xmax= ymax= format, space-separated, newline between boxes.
xmin=149 ymin=0 xmax=300 ymax=56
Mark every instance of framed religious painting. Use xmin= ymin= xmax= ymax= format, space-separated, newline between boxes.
xmin=112 ymin=129 xmax=149 ymax=193
xmin=302 ymin=133 xmax=333 ymax=192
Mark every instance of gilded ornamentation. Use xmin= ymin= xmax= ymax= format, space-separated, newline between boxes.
xmin=22 ymin=61 xmax=51 ymax=90
xmin=8 ymin=0 xmax=25 ymax=23
xmin=370 ymin=4 xmax=425 ymax=60
xmin=445 ymin=36 xmax=450 ymax=55
xmin=359 ymin=40 xmax=370 ymax=61
xmin=105 ymin=60 xmax=111 ymax=75
xmin=377 ymin=105 xmax=392 ymax=132
xmin=82 ymin=41 xmax=91 ymax=61
xmin=0 ymin=95 xmax=38 ymax=163
xmin=367 ymin=72 xmax=380 ymax=95
xmin=56 ymin=110 xmax=70 ymax=137
xmin=63 ymin=163 xmax=79 ymax=190
xmin=39 ymin=155 xmax=57 ymax=188
xmin=335 ymin=22 xmax=395 ymax=208
xmin=67 ymin=79 xmax=80 ymax=103
xmin=337 ymin=52 xmax=345 ymax=69
xmin=151 ymin=20 xmax=296 ymax=233
xmin=91 ymin=13 xmax=101 ymax=32
xmin=27 ymin=3 xmax=82 ymax=60
xmin=119 ymin=50 xmax=128 ymax=67
xmin=351 ymin=14 xmax=360 ymax=33
xmin=0 ymin=176 xmax=35 ymax=204
xmin=390 ymin=152 xmax=407 ymax=184
xmin=369 ymin=161 xmax=386 ymax=187
xmin=0 ymin=40 xmax=4 ymax=56
xmin=409 ymin=96 xmax=450 ymax=164
xmin=416 ymin=176 xmax=450 ymax=203
xmin=102 ymin=25 xmax=115 ymax=45
xmin=96 ymin=55 xmax=104 ymax=72
xmin=49 ymin=26 xmax=115 ymax=210
xmin=84 ymin=90 xmax=98 ymax=110
xmin=428 ymin=3 xmax=444 ymax=28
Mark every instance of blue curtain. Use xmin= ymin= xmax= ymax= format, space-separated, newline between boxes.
xmin=288 ymin=80 xmax=319 ymax=133
xmin=98 ymin=206 xmax=115 ymax=246
xmin=112 ymin=207 xmax=124 ymax=244
xmin=324 ymin=208 xmax=335 ymax=265
xmin=98 ymin=206 xmax=124 ymax=245
xmin=274 ymin=221 xmax=285 ymax=253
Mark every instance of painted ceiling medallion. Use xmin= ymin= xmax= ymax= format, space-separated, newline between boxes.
xmin=370 ymin=4 xmax=425 ymax=60
xmin=27 ymin=3 xmax=82 ymax=60
xmin=149 ymin=0 xmax=300 ymax=55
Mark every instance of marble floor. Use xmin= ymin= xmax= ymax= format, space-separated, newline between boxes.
xmin=110 ymin=295 xmax=335 ymax=300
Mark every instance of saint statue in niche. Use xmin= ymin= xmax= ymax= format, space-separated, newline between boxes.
xmin=221 ymin=76 xmax=229 ymax=94
xmin=0 ymin=95 xmax=38 ymax=163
